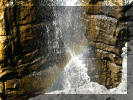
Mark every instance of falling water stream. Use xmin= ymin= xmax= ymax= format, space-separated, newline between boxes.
xmin=45 ymin=0 xmax=127 ymax=94
xmin=47 ymin=0 xmax=91 ymax=92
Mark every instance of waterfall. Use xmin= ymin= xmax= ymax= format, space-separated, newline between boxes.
xmin=47 ymin=0 xmax=92 ymax=92
xmin=46 ymin=0 xmax=127 ymax=94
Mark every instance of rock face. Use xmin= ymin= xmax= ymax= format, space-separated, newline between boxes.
xmin=0 ymin=0 xmax=68 ymax=99
xmin=83 ymin=0 xmax=127 ymax=89
xmin=0 ymin=0 xmax=130 ymax=99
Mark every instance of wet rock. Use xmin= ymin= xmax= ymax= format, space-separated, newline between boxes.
xmin=83 ymin=0 xmax=127 ymax=89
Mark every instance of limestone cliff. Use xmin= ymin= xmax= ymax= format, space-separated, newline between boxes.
xmin=83 ymin=0 xmax=127 ymax=89
xmin=0 ymin=0 xmax=68 ymax=99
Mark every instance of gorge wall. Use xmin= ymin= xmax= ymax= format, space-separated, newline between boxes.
xmin=0 ymin=0 xmax=68 ymax=99
xmin=0 ymin=0 xmax=130 ymax=99
xmin=83 ymin=0 xmax=127 ymax=89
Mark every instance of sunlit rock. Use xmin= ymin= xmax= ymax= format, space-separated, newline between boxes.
xmin=0 ymin=0 xmax=68 ymax=99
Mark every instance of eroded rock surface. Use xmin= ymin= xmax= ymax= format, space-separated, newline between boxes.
xmin=83 ymin=0 xmax=127 ymax=89
xmin=0 ymin=0 xmax=68 ymax=99
xmin=0 ymin=0 xmax=130 ymax=99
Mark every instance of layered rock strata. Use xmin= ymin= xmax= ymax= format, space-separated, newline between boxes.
xmin=0 ymin=0 xmax=68 ymax=99
xmin=83 ymin=0 xmax=127 ymax=89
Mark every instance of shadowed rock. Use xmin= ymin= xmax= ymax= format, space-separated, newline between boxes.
xmin=0 ymin=0 xmax=68 ymax=99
